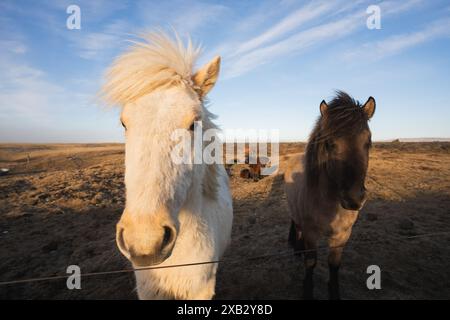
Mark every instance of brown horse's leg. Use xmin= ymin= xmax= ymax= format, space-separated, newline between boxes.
xmin=303 ymin=235 xmax=317 ymax=300
xmin=288 ymin=220 xmax=296 ymax=246
xmin=327 ymin=246 xmax=343 ymax=300
xmin=288 ymin=220 xmax=304 ymax=257
xmin=327 ymin=231 xmax=352 ymax=300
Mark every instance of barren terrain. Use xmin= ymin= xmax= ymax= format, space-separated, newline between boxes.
xmin=0 ymin=142 xmax=449 ymax=299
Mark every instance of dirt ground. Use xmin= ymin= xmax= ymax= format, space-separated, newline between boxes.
xmin=0 ymin=142 xmax=449 ymax=299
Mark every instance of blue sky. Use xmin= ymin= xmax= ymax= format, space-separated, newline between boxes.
xmin=0 ymin=0 xmax=449 ymax=142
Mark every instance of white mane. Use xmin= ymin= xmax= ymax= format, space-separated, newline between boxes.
xmin=101 ymin=32 xmax=202 ymax=106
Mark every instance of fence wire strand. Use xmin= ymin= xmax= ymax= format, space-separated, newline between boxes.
xmin=1 ymin=230 xmax=449 ymax=287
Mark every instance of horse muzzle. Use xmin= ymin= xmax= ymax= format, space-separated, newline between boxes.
xmin=340 ymin=188 xmax=367 ymax=211
xmin=116 ymin=208 xmax=177 ymax=267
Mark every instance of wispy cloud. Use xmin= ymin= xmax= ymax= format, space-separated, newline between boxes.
xmin=0 ymin=39 xmax=27 ymax=54
xmin=380 ymin=0 xmax=424 ymax=15
xmin=0 ymin=48 xmax=91 ymax=127
xmin=136 ymin=0 xmax=229 ymax=36
xmin=223 ymin=11 xmax=363 ymax=79
xmin=67 ymin=1 xmax=229 ymax=60
xmin=67 ymin=19 xmax=135 ymax=60
xmin=220 ymin=0 xmax=425 ymax=79
xmin=75 ymin=33 xmax=122 ymax=60
xmin=0 ymin=0 xmax=132 ymax=61
xmin=342 ymin=18 xmax=450 ymax=61
xmin=230 ymin=1 xmax=341 ymax=57
xmin=170 ymin=2 xmax=229 ymax=36
xmin=0 ymin=58 xmax=63 ymax=123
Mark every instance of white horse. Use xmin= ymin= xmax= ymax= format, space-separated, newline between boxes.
xmin=101 ymin=32 xmax=233 ymax=300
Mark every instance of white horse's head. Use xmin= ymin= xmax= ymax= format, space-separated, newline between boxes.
xmin=101 ymin=32 xmax=221 ymax=267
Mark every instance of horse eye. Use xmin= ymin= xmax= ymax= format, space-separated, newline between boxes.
xmin=189 ymin=122 xmax=195 ymax=131
xmin=325 ymin=141 xmax=335 ymax=151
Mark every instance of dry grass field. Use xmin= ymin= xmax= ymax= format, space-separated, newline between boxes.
xmin=0 ymin=142 xmax=449 ymax=299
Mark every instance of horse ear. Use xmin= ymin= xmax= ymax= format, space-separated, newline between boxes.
xmin=192 ymin=56 xmax=221 ymax=97
xmin=363 ymin=97 xmax=376 ymax=119
xmin=320 ymin=100 xmax=328 ymax=116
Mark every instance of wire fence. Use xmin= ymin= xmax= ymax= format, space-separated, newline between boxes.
xmin=1 ymin=230 xmax=449 ymax=287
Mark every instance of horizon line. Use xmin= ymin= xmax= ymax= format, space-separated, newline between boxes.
xmin=1 ymin=138 xmax=450 ymax=145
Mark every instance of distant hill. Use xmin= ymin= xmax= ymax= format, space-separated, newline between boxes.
xmin=394 ymin=138 xmax=450 ymax=142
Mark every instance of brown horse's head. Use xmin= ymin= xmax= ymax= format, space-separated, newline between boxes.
xmin=306 ymin=91 xmax=376 ymax=210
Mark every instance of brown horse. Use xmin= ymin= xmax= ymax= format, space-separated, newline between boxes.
xmin=232 ymin=145 xmax=269 ymax=181
xmin=284 ymin=91 xmax=376 ymax=299
xmin=245 ymin=154 xmax=268 ymax=181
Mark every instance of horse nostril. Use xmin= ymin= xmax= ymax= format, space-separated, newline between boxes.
xmin=161 ymin=226 xmax=174 ymax=250
xmin=116 ymin=226 xmax=130 ymax=258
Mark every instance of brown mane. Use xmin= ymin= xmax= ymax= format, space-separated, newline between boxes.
xmin=305 ymin=91 xmax=370 ymax=187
